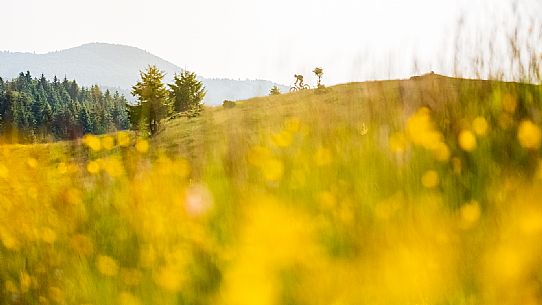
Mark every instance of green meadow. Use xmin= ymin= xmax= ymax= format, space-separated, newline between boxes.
xmin=2 ymin=74 xmax=542 ymax=305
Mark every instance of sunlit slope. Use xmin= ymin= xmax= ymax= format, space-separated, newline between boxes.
xmin=2 ymin=74 xmax=542 ymax=305
xmin=156 ymin=73 xmax=541 ymax=178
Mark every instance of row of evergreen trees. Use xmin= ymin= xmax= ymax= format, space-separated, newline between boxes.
xmin=0 ymin=72 xmax=129 ymax=142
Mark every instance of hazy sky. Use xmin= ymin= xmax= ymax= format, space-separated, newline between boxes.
xmin=2 ymin=0 xmax=540 ymax=85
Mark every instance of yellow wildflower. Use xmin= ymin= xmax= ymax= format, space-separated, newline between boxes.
xmin=48 ymin=287 xmax=65 ymax=304
xmin=82 ymin=134 xmax=102 ymax=151
xmin=102 ymin=136 xmax=115 ymax=150
xmin=103 ymin=158 xmax=124 ymax=177
xmin=117 ymin=131 xmax=131 ymax=147
xmin=154 ymin=266 xmax=184 ymax=292
xmin=421 ymin=170 xmax=439 ymax=189
xmin=135 ymin=139 xmax=149 ymax=153
xmin=57 ymin=162 xmax=68 ymax=175
xmin=27 ymin=158 xmax=38 ymax=169
xmin=87 ymin=160 xmax=100 ymax=174
xmin=517 ymin=120 xmax=541 ymax=150
xmin=459 ymin=201 xmax=481 ymax=229
xmin=0 ymin=163 xmax=8 ymax=179
xmin=118 ymin=292 xmax=141 ymax=305
xmin=41 ymin=227 xmax=57 ymax=244
xmin=406 ymin=107 xmax=443 ymax=150
xmin=271 ymin=131 xmax=293 ymax=148
xmin=261 ymin=158 xmax=284 ymax=182
xmin=472 ymin=117 xmax=489 ymax=136
xmin=96 ymin=255 xmax=119 ymax=277
xmin=458 ymin=130 xmax=477 ymax=152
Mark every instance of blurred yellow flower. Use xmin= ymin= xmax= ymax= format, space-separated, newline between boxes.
xmin=459 ymin=201 xmax=481 ymax=229
xmin=0 ymin=163 xmax=8 ymax=179
xmin=421 ymin=170 xmax=439 ymax=188
xmin=118 ymin=291 xmax=141 ymax=305
xmin=57 ymin=162 xmax=68 ymax=175
xmin=103 ymin=158 xmax=124 ymax=177
xmin=0 ymin=227 xmax=20 ymax=250
xmin=317 ymin=191 xmax=337 ymax=210
xmin=27 ymin=157 xmax=38 ymax=169
xmin=154 ymin=266 xmax=184 ymax=292
xmin=117 ymin=131 xmax=131 ymax=147
xmin=271 ymin=131 xmax=293 ymax=148
xmin=4 ymin=280 xmax=18 ymax=294
xmin=96 ymin=255 xmax=119 ymax=277
xmin=517 ymin=120 xmax=541 ymax=150
xmin=261 ymin=158 xmax=284 ymax=181
xmin=458 ymin=130 xmax=477 ymax=151
xmin=248 ymin=146 xmax=272 ymax=166
xmin=135 ymin=139 xmax=149 ymax=153
xmin=82 ymin=134 xmax=102 ymax=151
xmin=472 ymin=117 xmax=489 ymax=136
xmin=64 ymin=187 xmax=82 ymax=206
xmin=48 ymin=287 xmax=65 ymax=304
xmin=406 ymin=107 xmax=443 ymax=150
xmin=41 ymin=227 xmax=57 ymax=244
xmin=102 ymin=136 xmax=115 ymax=150
xmin=87 ymin=160 xmax=100 ymax=174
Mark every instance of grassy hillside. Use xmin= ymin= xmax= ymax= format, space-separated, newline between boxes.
xmin=1 ymin=74 xmax=542 ymax=305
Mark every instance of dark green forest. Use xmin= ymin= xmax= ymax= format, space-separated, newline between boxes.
xmin=0 ymin=72 xmax=129 ymax=142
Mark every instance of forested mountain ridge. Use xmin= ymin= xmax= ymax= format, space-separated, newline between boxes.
xmin=0 ymin=43 xmax=289 ymax=105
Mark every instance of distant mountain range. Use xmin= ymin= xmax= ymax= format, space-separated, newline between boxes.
xmin=0 ymin=43 xmax=288 ymax=105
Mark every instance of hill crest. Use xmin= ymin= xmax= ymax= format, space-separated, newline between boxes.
xmin=0 ymin=43 xmax=288 ymax=105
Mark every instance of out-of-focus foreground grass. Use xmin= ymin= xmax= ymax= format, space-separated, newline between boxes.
xmin=2 ymin=75 xmax=542 ymax=305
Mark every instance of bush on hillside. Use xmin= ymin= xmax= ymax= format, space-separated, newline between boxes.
xmin=223 ymin=100 xmax=236 ymax=108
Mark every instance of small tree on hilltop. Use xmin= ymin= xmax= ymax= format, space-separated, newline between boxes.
xmin=169 ymin=70 xmax=206 ymax=113
xmin=269 ymin=85 xmax=281 ymax=96
xmin=313 ymin=67 xmax=324 ymax=88
xmin=132 ymin=65 xmax=170 ymax=135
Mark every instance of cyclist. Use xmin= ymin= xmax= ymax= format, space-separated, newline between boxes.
xmin=294 ymin=74 xmax=304 ymax=87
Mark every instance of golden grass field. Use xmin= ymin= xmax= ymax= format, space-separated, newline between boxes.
xmin=2 ymin=74 xmax=542 ymax=305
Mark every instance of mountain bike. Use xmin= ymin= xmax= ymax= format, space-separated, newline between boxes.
xmin=289 ymin=83 xmax=310 ymax=92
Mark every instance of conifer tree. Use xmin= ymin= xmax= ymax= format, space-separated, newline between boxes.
xmin=269 ymin=85 xmax=281 ymax=96
xmin=168 ymin=70 xmax=206 ymax=113
xmin=132 ymin=65 xmax=170 ymax=135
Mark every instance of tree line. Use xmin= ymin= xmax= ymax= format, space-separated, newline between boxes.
xmin=0 ymin=72 xmax=129 ymax=142
xmin=0 ymin=66 xmax=206 ymax=142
